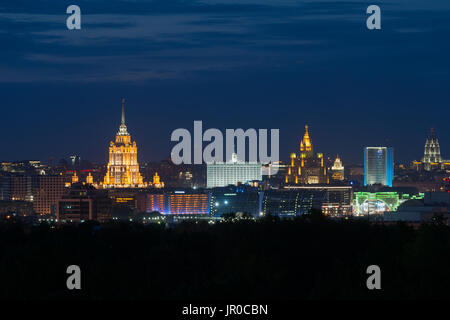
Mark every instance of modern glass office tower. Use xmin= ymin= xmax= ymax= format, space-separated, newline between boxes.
xmin=206 ymin=153 xmax=262 ymax=188
xmin=364 ymin=147 xmax=394 ymax=187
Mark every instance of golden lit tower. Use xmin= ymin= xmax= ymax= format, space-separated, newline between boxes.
xmin=286 ymin=124 xmax=328 ymax=185
xmin=152 ymin=172 xmax=164 ymax=188
xmin=300 ymin=124 xmax=313 ymax=157
xmin=103 ymin=99 xmax=145 ymax=188
xmin=86 ymin=172 xmax=94 ymax=184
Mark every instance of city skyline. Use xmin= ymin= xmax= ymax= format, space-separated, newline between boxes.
xmin=0 ymin=101 xmax=446 ymax=168
xmin=2 ymin=0 xmax=450 ymax=305
xmin=1 ymin=0 xmax=449 ymax=163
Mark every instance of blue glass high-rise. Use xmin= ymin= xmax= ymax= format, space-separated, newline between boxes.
xmin=364 ymin=147 xmax=394 ymax=187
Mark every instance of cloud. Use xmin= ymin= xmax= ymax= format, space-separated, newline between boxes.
xmin=0 ymin=0 xmax=449 ymax=83
xmin=394 ymin=28 xmax=430 ymax=33
xmin=0 ymin=5 xmax=327 ymax=83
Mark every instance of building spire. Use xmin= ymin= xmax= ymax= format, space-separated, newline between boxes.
xmin=300 ymin=124 xmax=312 ymax=153
xmin=117 ymin=98 xmax=129 ymax=136
xmin=121 ymin=98 xmax=126 ymax=125
xmin=430 ymin=127 xmax=434 ymax=139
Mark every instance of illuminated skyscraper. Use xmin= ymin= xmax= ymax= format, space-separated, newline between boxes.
xmin=285 ymin=125 xmax=328 ymax=185
xmin=422 ymin=128 xmax=442 ymax=165
xmin=364 ymin=147 xmax=393 ymax=187
xmin=103 ymin=99 xmax=145 ymax=188
xmin=421 ymin=127 xmax=446 ymax=171
xmin=413 ymin=128 xmax=449 ymax=171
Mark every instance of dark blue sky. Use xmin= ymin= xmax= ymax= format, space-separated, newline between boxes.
xmin=1 ymin=0 xmax=449 ymax=165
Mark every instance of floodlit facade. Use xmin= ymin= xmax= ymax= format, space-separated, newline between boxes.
xmin=364 ymin=147 xmax=394 ymax=187
xmin=285 ymin=125 xmax=328 ymax=185
xmin=137 ymin=190 xmax=210 ymax=215
xmin=421 ymin=128 xmax=450 ymax=170
xmin=206 ymin=153 xmax=262 ymax=188
xmin=422 ymin=128 xmax=442 ymax=165
xmin=331 ymin=155 xmax=345 ymax=181
xmin=103 ymin=99 xmax=146 ymax=188
xmin=152 ymin=172 xmax=164 ymax=188
xmin=168 ymin=192 xmax=210 ymax=215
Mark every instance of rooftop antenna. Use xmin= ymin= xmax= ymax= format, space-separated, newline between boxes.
xmin=121 ymin=98 xmax=126 ymax=125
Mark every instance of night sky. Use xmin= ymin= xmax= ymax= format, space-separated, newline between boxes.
xmin=1 ymin=0 xmax=449 ymax=165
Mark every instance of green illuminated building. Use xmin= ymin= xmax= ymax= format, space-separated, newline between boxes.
xmin=353 ymin=192 xmax=424 ymax=216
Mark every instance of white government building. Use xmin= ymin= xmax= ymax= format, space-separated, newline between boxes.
xmin=206 ymin=153 xmax=262 ymax=188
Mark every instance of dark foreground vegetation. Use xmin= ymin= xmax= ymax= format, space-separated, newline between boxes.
xmin=1 ymin=213 xmax=450 ymax=300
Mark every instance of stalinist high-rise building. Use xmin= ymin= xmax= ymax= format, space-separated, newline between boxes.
xmin=421 ymin=128 xmax=443 ymax=171
xmin=285 ymin=125 xmax=328 ymax=185
xmin=103 ymin=99 xmax=146 ymax=188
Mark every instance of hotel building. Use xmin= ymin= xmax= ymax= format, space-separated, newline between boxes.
xmin=103 ymin=99 xmax=146 ymax=188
